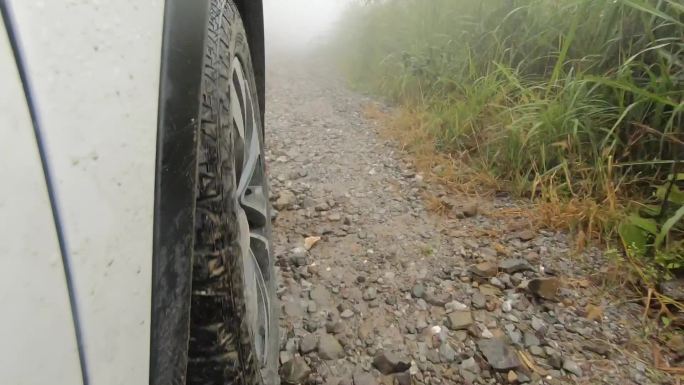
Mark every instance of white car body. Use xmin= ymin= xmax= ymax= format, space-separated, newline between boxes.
xmin=1 ymin=0 xmax=268 ymax=382
xmin=0 ymin=1 xmax=164 ymax=384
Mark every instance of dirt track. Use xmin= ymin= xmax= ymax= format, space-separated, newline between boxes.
xmin=265 ymin=55 xmax=669 ymax=385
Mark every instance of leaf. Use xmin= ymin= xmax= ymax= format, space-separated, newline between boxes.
xmin=618 ymin=222 xmax=649 ymax=255
xmin=304 ymin=236 xmax=321 ymax=250
xmin=656 ymin=184 xmax=684 ymax=205
xmin=626 ymin=214 xmax=658 ymax=234
xmin=585 ymin=76 xmax=679 ymax=107
xmin=585 ymin=304 xmax=604 ymax=322
xmin=655 ymin=205 xmax=684 ymax=249
xmin=669 ymin=173 xmax=684 ymax=182
xmin=622 ymin=0 xmax=684 ymax=26
xmin=639 ymin=204 xmax=661 ymax=217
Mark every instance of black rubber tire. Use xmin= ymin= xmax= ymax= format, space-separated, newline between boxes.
xmin=186 ymin=1 xmax=278 ymax=384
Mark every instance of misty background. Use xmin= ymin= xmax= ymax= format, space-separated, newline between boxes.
xmin=263 ymin=0 xmax=353 ymax=56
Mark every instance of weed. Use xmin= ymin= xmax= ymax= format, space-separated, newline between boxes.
xmin=330 ymin=0 xmax=684 ymax=281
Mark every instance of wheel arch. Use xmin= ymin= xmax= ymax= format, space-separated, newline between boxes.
xmin=235 ymin=0 xmax=265 ymax=124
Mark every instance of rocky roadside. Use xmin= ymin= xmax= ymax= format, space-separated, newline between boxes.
xmin=265 ymin=55 xmax=675 ymax=385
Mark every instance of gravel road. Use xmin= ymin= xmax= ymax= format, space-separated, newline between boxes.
xmin=265 ymin=55 xmax=671 ymax=385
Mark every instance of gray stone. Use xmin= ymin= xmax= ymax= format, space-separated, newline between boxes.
xmin=415 ymin=313 xmax=428 ymax=331
xmin=426 ymin=348 xmax=441 ymax=364
xmin=289 ymin=247 xmax=308 ymax=267
xmin=499 ymin=274 xmax=513 ymax=288
xmin=445 ymin=311 xmax=473 ymax=330
xmin=340 ymin=309 xmax=354 ymax=319
xmin=548 ymin=354 xmax=562 ymax=369
xmin=326 ymin=314 xmax=344 ymax=334
xmin=472 ymin=292 xmax=486 ymax=309
xmin=490 ymin=277 xmax=505 ymax=289
xmin=309 ymin=285 xmax=331 ymax=306
xmin=283 ymin=301 xmax=305 ymax=318
xmin=274 ymin=190 xmax=296 ymax=210
xmin=318 ymin=334 xmax=345 ymax=360
xmin=285 ymin=338 xmax=297 ymax=354
xmin=279 ymin=356 xmax=311 ymax=384
xmin=544 ymin=346 xmax=559 ymax=356
xmin=459 ymin=356 xmax=477 ymax=370
xmin=563 ymin=358 xmax=583 ymax=376
xmin=659 ymin=278 xmax=684 ymax=301
xmin=523 ymin=331 xmax=540 ymax=347
xmin=362 ymin=287 xmax=377 ymax=301
xmin=445 ymin=300 xmax=468 ymax=312
xmin=439 ymin=342 xmax=456 ymax=362
xmin=280 ymin=350 xmax=293 ymax=364
xmin=425 ymin=292 xmax=449 ymax=307
xmin=372 ymin=350 xmax=411 ymax=374
xmin=394 ymin=371 xmax=412 ymax=385
xmin=461 ymin=370 xmax=478 ymax=384
xmin=582 ymin=341 xmax=610 ymax=356
xmin=506 ymin=327 xmax=522 ymax=345
xmin=300 ymin=334 xmax=317 ymax=354
xmin=352 ymin=372 xmax=377 ymax=385
xmin=477 ymin=338 xmax=521 ymax=371
xmin=499 ymin=258 xmax=534 ymax=274
xmin=470 ymin=262 xmax=498 ymax=278
xmin=516 ymin=371 xmax=531 ymax=383
xmin=531 ymin=317 xmax=546 ymax=333
xmin=315 ymin=201 xmax=330 ymax=211
xmin=411 ymin=284 xmax=425 ymax=298
xmin=529 ymin=345 xmax=545 ymax=357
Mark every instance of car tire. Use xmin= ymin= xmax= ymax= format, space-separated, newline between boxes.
xmin=186 ymin=1 xmax=278 ymax=384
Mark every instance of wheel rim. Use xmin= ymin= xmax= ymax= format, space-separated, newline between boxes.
xmin=230 ymin=56 xmax=271 ymax=368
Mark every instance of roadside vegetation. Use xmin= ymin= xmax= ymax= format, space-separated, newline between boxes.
xmin=331 ymin=0 xmax=683 ymax=299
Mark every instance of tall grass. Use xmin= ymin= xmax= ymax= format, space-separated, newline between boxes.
xmin=332 ymin=0 xmax=683 ymax=244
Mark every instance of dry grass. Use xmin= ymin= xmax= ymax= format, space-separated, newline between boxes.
xmin=363 ymin=103 xmax=500 ymax=196
xmin=364 ymin=102 xmax=624 ymax=248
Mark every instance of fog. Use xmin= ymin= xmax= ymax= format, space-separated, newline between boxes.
xmin=264 ymin=0 xmax=353 ymax=55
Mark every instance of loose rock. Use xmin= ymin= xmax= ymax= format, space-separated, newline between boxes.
xmin=527 ymin=277 xmax=560 ymax=300
xmin=477 ymin=338 xmax=521 ymax=371
xmin=470 ymin=262 xmax=498 ymax=278
xmin=300 ymin=334 xmax=317 ymax=354
xmin=352 ymin=372 xmax=376 ymax=385
xmin=411 ymin=284 xmax=425 ymax=299
xmin=275 ymin=190 xmax=296 ymax=210
xmin=515 ymin=230 xmax=536 ymax=242
xmin=318 ymin=334 xmax=345 ymax=360
xmin=372 ymin=351 xmax=411 ymax=375
xmin=363 ymin=287 xmax=378 ymax=301
xmin=563 ymin=358 xmax=583 ymax=376
xmin=499 ymin=258 xmax=534 ymax=274
xmin=445 ymin=311 xmax=473 ymax=330
xmin=280 ymin=356 xmax=311 ymax=384
xmin=289 ymin=247 xmax=308 ymax=267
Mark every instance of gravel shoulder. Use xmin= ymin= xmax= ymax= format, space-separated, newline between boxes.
xmin=266 ymin=55 xmax=671 ymax=385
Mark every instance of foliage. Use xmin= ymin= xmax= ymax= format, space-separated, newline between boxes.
xmin=330 ymin=0 xmax=684 ymax=276
xmin=619 ymin=175 xmax=684 ymax=276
